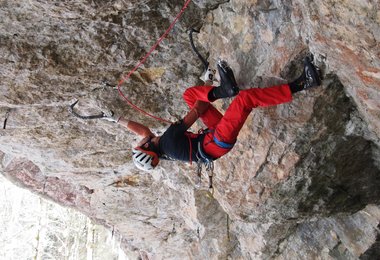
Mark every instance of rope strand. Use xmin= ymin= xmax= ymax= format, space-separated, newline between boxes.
xmin=117 ymin=0 xmax=193 ymax=124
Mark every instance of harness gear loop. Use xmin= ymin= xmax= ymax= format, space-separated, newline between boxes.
xmin=117 ymin=0 xmax=192 ymax=124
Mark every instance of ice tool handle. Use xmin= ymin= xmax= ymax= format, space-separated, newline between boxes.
xmin=69 ymin=100 xmax=113 ymax=120
xmin=188 ymin=28 xmax=209 ymax=71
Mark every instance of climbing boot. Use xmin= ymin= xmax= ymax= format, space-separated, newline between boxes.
xmin=209 ymin=60 xmax=240 ymax=100
xmin=289 ymin=56 xmax=321 ymax=93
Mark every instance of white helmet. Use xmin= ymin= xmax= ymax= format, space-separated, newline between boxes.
xmin=132 ymin=147 xmax=159 ymax=171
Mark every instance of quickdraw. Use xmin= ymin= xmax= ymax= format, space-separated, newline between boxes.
xmin=69 ymin=100 xmax=113 ymax=120
xmin=196 ymin=160 xmax=215 ymax=196
xmin=195 ymin=137 xmax=215 ymax=196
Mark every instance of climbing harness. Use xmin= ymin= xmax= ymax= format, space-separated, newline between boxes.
xmin=183 ymin=129 xmax=215 ymax=195
xmin=193 ymin=130 xmax=235 ymax=196
xmin=69 ymin=100 xmax=114 ymax=120
xmin=116 ymin=0 xmax=193 ymax=124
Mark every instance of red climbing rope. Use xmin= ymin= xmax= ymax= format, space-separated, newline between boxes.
xmin=117 ymin=0 xmax=193 ymax=124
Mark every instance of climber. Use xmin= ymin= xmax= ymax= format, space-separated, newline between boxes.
xmin=104 ymin=57 xmax=321 ymax=171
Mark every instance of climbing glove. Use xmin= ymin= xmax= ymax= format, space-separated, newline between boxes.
xmin=102 ymin=111 xmax=120 ymax=123
xmin=201 ymin=67 xmax=217 ymax=85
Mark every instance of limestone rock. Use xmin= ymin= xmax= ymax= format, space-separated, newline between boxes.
xmin=1 ymin=0 xmax=379 ymax=258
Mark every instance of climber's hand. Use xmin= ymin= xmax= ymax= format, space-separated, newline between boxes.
xmin=102 ymin=111 xmax=120 ymax=123
xmin=173 ymin=119 xmax=183 ymax=125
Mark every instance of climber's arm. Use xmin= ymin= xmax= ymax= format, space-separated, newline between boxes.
xmin=118 ymin=117 xmax=155 ymax=138
xmin=182 ymin=100 xmax=209 ymax=129
xmin=116 ymin=99 xmax=209 ymax=135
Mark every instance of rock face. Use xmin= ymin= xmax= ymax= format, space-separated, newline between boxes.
xmin=0 ymin=174 xmax=128 ymax=260
xmin=1 ymin=0 xmax=379 ymax=258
